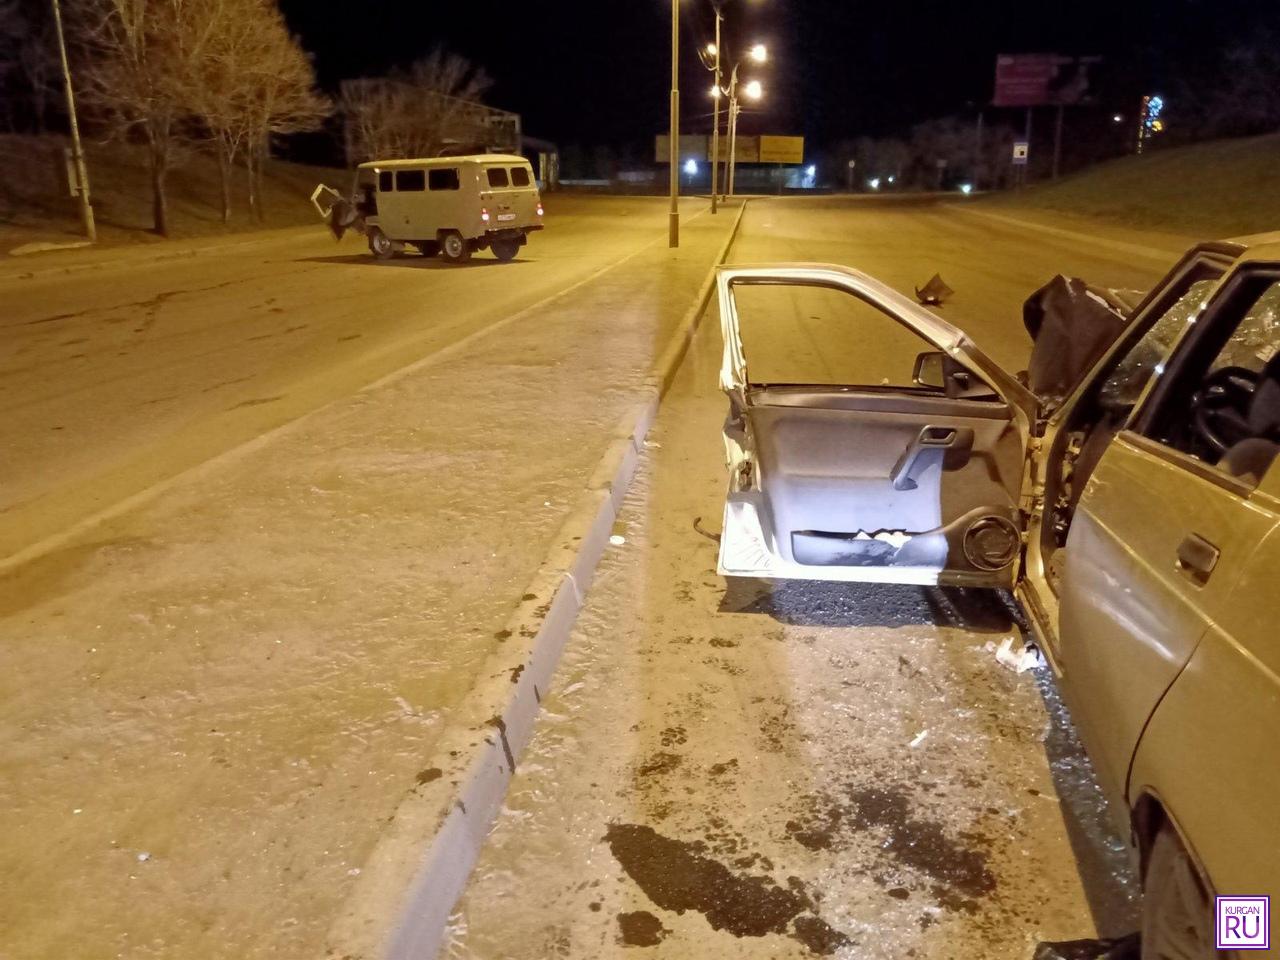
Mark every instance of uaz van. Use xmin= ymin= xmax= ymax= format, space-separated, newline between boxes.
xmin=313 ymin=155 xmax=544 ymax=264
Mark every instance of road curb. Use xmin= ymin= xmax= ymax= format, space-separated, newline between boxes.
xmin=325 ymin=201 xmax=748 ymax=960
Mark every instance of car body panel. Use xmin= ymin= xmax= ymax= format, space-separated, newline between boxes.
xmin=715 ymin=264 xmax=1037 ymax=588
xmin=1055 ymin=432 xmax=1277 ymax=811
xmin=1126 ymin=469 xmax=1280 ymax=900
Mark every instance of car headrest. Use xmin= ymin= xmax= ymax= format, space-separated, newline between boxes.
xmin=1248 ymin=352 xmax=1280 ymax=437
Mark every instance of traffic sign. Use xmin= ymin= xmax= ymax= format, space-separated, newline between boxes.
xmin=1012 ymin=141 xmax=1030 ymax=165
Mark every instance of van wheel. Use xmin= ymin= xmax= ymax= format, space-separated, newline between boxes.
xmin=367 ymin=228 xmax=394 ymax=260
xmin=492 ymin=238 xmax=521 ymax=261
xmin=1141 ymin=825 xmax=1214 ymax=960
xmin=440 ymin=231 xmax=471 ymax=264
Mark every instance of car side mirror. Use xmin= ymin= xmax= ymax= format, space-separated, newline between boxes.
xmin=913 ymin=351 xmax=947 ymax=390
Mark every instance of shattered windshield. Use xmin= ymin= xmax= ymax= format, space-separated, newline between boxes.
xmin=1098 ymin=277 xmax=1218 ymax=410
xmin=1213 ymin=282 xmax=1280 ymax=372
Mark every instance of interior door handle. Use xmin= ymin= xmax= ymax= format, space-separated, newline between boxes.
xmin=1176 ymin=533 xmax=1219 ymax=585
xmin=891 ymin=425 xmax=974 ymax=491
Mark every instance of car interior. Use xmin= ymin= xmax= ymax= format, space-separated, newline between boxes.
xmin=1041 ymin=269 xmax=1280 ymax=590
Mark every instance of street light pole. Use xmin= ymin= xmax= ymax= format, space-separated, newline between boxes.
xmin=668 ymin=0 xmax=680 ymax=248
xmin=727 ymin=96 xmax=739 ymax=197
xmin=50 ymin=0 xmax=95 ymax=242
xmin=709 ymin=10 xmax=722 ymax=214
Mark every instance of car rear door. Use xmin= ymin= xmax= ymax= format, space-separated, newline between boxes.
xmin=1055 ymin=264 xmax=1280 ymax=808
xmin=717 ymin=264 xmax=1037 ymax=588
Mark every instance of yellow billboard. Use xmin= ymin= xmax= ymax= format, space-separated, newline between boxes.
xmin=758 ymin=135 xmax=805 ymax=164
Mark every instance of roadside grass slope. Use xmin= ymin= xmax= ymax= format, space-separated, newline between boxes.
xmin=0 ymin=134 xmax=342 ymax=251
xmin=984 ymin=133 xmax=1280 ymax=237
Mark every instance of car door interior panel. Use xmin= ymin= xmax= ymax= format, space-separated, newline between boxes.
xmin=736 ymin=397 xmax=1025 ymax=584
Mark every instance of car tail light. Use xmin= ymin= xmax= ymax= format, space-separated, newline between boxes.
xmin=536 ymin=202 xmax=544 ymax=217
xmin=481 ymin=207 xmax=490 ymax=222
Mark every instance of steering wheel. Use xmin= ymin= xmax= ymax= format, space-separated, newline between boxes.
xmin=1191 ymin=365 xmax=1260 ymax=455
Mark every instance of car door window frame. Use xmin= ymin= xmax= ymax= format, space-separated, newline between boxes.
xmin=727 ymin=276 xmax=999 ymax=398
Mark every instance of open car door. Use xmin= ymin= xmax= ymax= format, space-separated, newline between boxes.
xmin=718 ymin=264 xmax=1038 ymax=588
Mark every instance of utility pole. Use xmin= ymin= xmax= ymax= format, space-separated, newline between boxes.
xmin=668 ymin=0 xmax=680 ymax=247
xmin=51 ymin=0 xmax=95 ymax=242
xmin=709 ymin=8 xmax=722 ymax=214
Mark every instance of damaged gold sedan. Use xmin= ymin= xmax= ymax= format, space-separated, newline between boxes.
xmin=716 ymin=235 xmax=1280 ymax=959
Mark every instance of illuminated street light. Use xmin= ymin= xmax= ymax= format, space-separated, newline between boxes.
xmin=744 ymin=79 xmax=763 ymax=100
xmin=706 ymin=42 xmax=718 ymax=56
xmin=684 ymin=158 xmax=699 ymax=175
xmin=868 ymin=177 xmax=881 ymax=190
xmin=959 ymin=183 xmax=974 ymax=195
xmin=1112 ymin=113 xmax=1124 ymax=123
xmin=806 ymin=165 xmax=817 ymax=177
xmin=710 ymin=84 xmax=721 ymax=99
xmin=749 ymin=43 xmax=768 ymax=63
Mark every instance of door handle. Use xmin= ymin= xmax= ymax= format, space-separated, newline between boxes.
xmin=891 ymin=425 xmax=974 ymax=491
xmin=1176 ymin=533 xmax=1219 ymax=585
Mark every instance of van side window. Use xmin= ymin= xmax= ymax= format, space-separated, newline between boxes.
xmin=429 ymin=168 xmax=461 ymax=191
xmin=395 ymin=170 xmax=425 ymax=192
xmin=486 ymin=168 xmax=510 ymax=188
xmin=510 ymin=167 xmax=531 ymax=187
xmin=377 ymin=171 xmax=393 ymax=192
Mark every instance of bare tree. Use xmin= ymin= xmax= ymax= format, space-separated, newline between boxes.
xmin=73 ymin=0 xmax=215 ymax=234
xmin=339 ymin=47 xmax=492 ymax=163
xmin=180 ymin=0 xmax=326 ymax=223
xmin=238 ymin=6 xmax=328 ymax=220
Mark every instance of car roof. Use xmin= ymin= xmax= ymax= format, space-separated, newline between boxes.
xmin=358 ymin=155 xmax=529 ymax=170
xmin=1227 ymin=231 xmax=1280 ymax=259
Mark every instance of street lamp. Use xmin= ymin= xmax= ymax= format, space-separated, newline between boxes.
xmin=707 ymin=40 xmax=768 ymax=204
xmin=668 ymin=0 xmax=680 ymax=247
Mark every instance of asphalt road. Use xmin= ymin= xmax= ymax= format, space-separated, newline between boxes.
xmin=0 ymin=195 xmax=1195 ymax=960
xmin=447 ymin=197 xmax=1191 ymax=960
xmin=0 ymin=195 xmax=709 ymax=563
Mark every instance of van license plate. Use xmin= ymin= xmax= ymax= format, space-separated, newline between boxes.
xmin=497 ymin=213 xmax=517 ymax=222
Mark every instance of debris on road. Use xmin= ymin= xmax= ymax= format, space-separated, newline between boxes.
xmin=908 ymin=729 xmax=929 ymax=748
xmin=988 ymin=637 xmax=1046 ymax=674
xmin=1032 ymin=932 xmax=1140 ymax=960
xmin=915 ymin=273 xmax=954 ymax=305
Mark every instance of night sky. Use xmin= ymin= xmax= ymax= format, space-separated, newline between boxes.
xmin=279 ymin=0 xmax=1279 ymax=151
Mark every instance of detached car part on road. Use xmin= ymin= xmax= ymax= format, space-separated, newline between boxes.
xmin=312 ymin=154 xmax=544 ymax=263
xmin=714 ymin=237 xmax=1280 ymax=959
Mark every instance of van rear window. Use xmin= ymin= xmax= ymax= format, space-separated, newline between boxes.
xmin=486 ymin=168 xmax=510 ymax=188
xmin=395 ymin=169 xmax=425 ymax=192
xmin=510 ymin=167 xmax=531 ymax=187
xmin=429 ymin=168 xmax=461 ymax=191
xmin=378 ymin=171 xmax=392 ymax=192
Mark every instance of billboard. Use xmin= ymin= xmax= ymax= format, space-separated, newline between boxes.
xmin=655 ymin=134 xmax=800 ymax=165
xmin=993 ymin=54 xmax=1097 ymax=107
xmin=758 ymin=135 xmax=805 ymax=164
